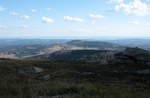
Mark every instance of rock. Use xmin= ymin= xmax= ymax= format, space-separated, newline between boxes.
xmin=80 ymin=72 xmax=96 ymax=75
xmin=146 ymin=62 xmax=150 ymax=66
xmin=124 ymin=47 xmax=149 ymax=55
xmin=17 ymin=66 xmax=44 ymax=76
xmin=17 ymin=66 xmax=50 ymax=80
xmin=32 ymin=66 xmax=44 ymax=73
xmin=137 ymin=69 xmax=150 ymax=74
xmin=114 ymin=47 xmax=150 ymax=64
xmin=38 ymin=95 xmax=71 ymax=98
xmin=38 ymin=74 xmax=50 ymax=80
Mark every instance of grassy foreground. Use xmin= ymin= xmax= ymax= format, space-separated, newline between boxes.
xmin=0 ymin=60 xmax=150 ymax=98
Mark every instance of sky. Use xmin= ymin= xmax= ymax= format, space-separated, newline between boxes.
xmin=0 ymin=0 xmax=150 ymax=38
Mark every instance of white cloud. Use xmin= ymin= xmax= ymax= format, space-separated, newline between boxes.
xmin=0 ymin=25 xmax=6 ymax=29
xmin=18 ymin=25 xmax=28 ymax=29
xmin=45 ymin=8 xmax=52 ymax=11
xmin=0 ymin=7 xmax=5 ymax=11
xmin=128 ymin=20 xmax=150 ymax=25
xmin=128 ymin=20 xmax=140 ymax=25
xmin=91 ymin=21 xmax=96 ymax=25
xmin=10 ymin=12 xmax=20 ymax=16
xmin=64 ymin=16 xmax=84 ymax=22
xmin=89 ymin=14 xmax=105 ymax=19
xmin=146 ymin=22 xmax=150 ymax=25
xmin=42 ymin=17 xmax=54 ymax=23
xmin=114 ymin=0 xmax=150 ymax=16
xmin=20 ymin=15 xmax=30 ymax=19
xmin=110 ymin=0 xmax=123 ymax=3
xmin=31 ymin=9 xmax=37 ymax=13
xmin=11 ymin=12 xmax=30 ymax=20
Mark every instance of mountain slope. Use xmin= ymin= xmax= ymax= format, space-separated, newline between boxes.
xmin=27 ymin=47 xmax=150 ymax=67
xmin=28 ymin=50 xmax=116 ymax=64
xmin=0 ymin=40 xmax=125 ymax=59
xmin=67 ymin=40 xmax=124 ymax=50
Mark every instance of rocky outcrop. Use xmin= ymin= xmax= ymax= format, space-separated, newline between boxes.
xmin=114 ymin=47 xmax=150 ymax=65
xmin=17 ymin=66 xmax=44 ymax=75
xmin=37 ymin=74 xmax=50 ymax=80
xmin=137 ymin=69 xmax=150 ymax=74
xmin=17 ymin=66 xmax=50 ymax=80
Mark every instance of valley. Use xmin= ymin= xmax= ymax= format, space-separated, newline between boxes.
xmin=0 ymin=39 xmax=150 ymax=97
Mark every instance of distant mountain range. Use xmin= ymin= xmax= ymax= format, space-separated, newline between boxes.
xmin=109 ymin=39 xmax=150 ymax=51
xmin=24 ymin=40 xmax=124 ymax=59
xmin=0 ymin=39 xmax=150 ymax=65
xmin=27 ymin=47 xmax=150 ymax=66
xmin=0 ymin=39 xmax=125 ymax=58
xmin=67 ymin=40 xmax=124 ymax=50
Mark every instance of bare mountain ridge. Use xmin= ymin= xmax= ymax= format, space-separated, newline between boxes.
xmin=28 ymin=47 xmax=150 ymax=66
xmin=115 ymin=47 xmax=150 ymax=65
xmin=0 ymin=40 xmax=150 ymax=66
xmin=40 ymin=40 xmax=124 ymax=55
xmin=24 ymin=40 xmax=124 ymax=59
xmin=67 ymin=40 xmax=124 ymax=50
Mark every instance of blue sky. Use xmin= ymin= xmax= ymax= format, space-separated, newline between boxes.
xmin=0 ymin=0 xmax=150 ymax=38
